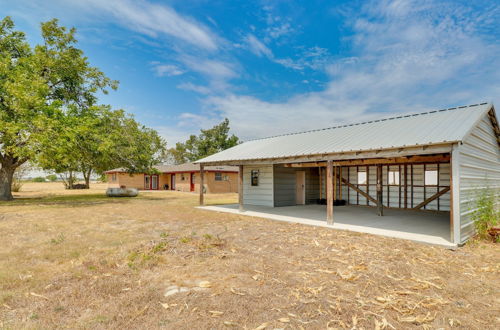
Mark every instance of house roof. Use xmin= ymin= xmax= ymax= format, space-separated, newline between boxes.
xmin=105 ymin=163 xmax=238 ymax=174
xmin=196 ymin=103 xmax=496 ymax=164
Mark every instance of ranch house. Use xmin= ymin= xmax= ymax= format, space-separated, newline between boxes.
xmin=105 ymin=163 xmax=239 ymax=193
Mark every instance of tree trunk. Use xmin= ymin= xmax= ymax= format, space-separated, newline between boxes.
xmin=83 ymin=169 xmax=92 ymax=189
xmin=0 ymin=164 xmax=16 ymax=201
xmin=68 ymin=171 xmax=74 ymax=189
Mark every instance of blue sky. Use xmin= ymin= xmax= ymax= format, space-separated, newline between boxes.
xmin=2 ymin=0 xmax=499 ymax=145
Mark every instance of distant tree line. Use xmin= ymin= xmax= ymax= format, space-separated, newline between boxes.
xmin=167 ymin=118 xmax=239 ymax=164
xmin=0 ymin=17 xmax=166 ymax=200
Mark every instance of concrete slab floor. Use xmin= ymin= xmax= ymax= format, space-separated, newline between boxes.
xmin=197 ymin=204 xmax=456 ymax=249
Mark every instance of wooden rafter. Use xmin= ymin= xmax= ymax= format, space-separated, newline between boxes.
xmin=283 ymin=154 xmax=450 ymax=168
xmin=413 ymin=186 xmax=450 ymax=210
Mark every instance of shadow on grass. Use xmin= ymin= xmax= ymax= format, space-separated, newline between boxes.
xmin=1 ymin=193 xmax=167 ymax=207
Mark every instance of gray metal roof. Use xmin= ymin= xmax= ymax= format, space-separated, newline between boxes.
xmin=196 ymin=103 xmax=494 ymax=164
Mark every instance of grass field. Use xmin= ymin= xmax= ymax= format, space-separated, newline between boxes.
xmin=0 ymin=182 xmax=498 ymax=329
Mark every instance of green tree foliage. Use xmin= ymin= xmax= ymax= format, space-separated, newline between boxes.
xmin=38 ymin=105 xmax=167 ymax=189
xmin=168 ymin=118 xmax=239 ymax=164
xmin=0 ymin=17 xmax=116 ymax=200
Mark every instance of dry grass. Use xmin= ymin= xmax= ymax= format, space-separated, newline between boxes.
xmin=0 ymin=183 xmax=498 ymax=329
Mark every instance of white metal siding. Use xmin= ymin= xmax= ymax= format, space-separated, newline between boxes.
xmin=273 ymin=166 xmax=320 ymax=206
xmin=242 ymin=165 xmax=274 ymax=207
xmin=458 ymin=114 xmax=500 ymax=243
xmin=330 ymin=164 xmax=450 ymax=210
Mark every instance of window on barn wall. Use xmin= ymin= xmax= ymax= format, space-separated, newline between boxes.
xmin=357 ymin=171 xmax=367 ymax=185
xmin=251 ymin=170 xmax=259 ymax=186
xmin=425 ymin=170 xmax=438 ymax=186
xmin=215 ymin=172 xmax=222 ymax=181
xmin=388 ymin=170 xmax=400 ymax=185
xmin=112 ymin=173 xmax=117 ymax=182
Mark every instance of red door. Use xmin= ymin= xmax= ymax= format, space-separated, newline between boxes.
xmin=190 ymin=173 xmax=195 ymax=192
xmin=171 ymin=174 xmax=176 ymax=190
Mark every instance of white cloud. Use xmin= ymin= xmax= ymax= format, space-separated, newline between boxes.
xmin=76 ymin=0 xmax=219 ymax=51
xmin=274 ymin=46 xmax=333 ymax=71
xmin=151 ymin=63 xmax=185 ymax=77
xmin=173 ymin=0 xmax=499 ymax=141
xmin=177 ymin=82 xmax=211 ymax=95
xmin=245 ymin=34 xmax=273 ymax=58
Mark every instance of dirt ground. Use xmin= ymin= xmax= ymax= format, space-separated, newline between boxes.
xmin=0 ymin=182 xmax=498 ymax=329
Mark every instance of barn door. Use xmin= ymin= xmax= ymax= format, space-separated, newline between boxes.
xmin=296 ymin=171 xmax=306 ymax=205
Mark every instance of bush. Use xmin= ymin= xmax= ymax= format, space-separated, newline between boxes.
xmin=471 ymin=188 xmax=499 ymax=241
xmin=46 ymin=174 xmax=58 ymax=182
xmin=12 ymin=164 xmax=30 ymax=192
xmin=32 ymin=177 xmax=46 ymax=182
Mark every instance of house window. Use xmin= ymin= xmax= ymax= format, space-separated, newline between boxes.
xmin=215 ymin=172 xmax=222 ymax=181
xmin=111 ymin=173 xmax=117 ymax=182
xmin=357 ymin=171 xmax=367 ymax=185
xmin=251 ymin=170 xmax=259 ymax=186
xmin=388 ymin=170 xmax=400 ymax=185
xmin=181 ymin=174 xmax=186 ymax=181
xmin=425 ymin=170 xmax=438 ymax=186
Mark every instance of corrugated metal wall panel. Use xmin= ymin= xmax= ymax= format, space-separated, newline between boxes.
xmin=458 ymin=114 xmax=500 ymax=243
xmin=242 ymin=165 xmax=274 ymax=206
xmin=273 ymin=166 xmax=320 ymax=206
xmin=338 ymin=164 xmax=450 ymax=211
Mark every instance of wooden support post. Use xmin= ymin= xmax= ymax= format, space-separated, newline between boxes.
xmin=398 ymin=164 xmax=401 ymax=208
xmin=437 ymin=163 xmax=440 ymax=211
xmin=347 ymin=167 xmax=350 ymax=204
xmin=326 ymin=160 xmax=334 ymax=225
xmin=339 ymin=166 xmax=343 ymax=200
xmin=199 ymin=164 xmax=205 ymax=206
xmin=404 ymin=164 xmax=408 ymax=209
xmin=366 ymin=166 xmax=369 ymax=206
xmin=319 ymin=167 xmax=323 ymax=200
xmin=238 ymin=165 xmax=243 ymax=211
xmin=376 ymin=165 xmax=383 ymax=216
xmin=333 ymin=165 xmax=337 ymax=201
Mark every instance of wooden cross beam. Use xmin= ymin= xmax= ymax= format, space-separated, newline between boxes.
xmin=413 ymin=186 xmax=450 ymax=210
xmin=340 ymin=177 xmax=378 ymax=205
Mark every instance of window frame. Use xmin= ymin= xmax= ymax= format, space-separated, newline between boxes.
xmin=111 ymin=173 xmax=117 ymax=182
xmin=214 ymin=172 xmax=223 ymax=181
xmin=424 ymin=169 xmax=438 ymax=186
xmin=357 ymin=170 xmax=367 ymax=185
xmin=251 ymin=170 xmax=259 ymax=186
xmin=387 ymin=170 xmax=400 ymax=186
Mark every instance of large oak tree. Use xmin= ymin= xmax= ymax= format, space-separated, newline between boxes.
xmin=0 ymin=17 xmax=113 ymax=199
